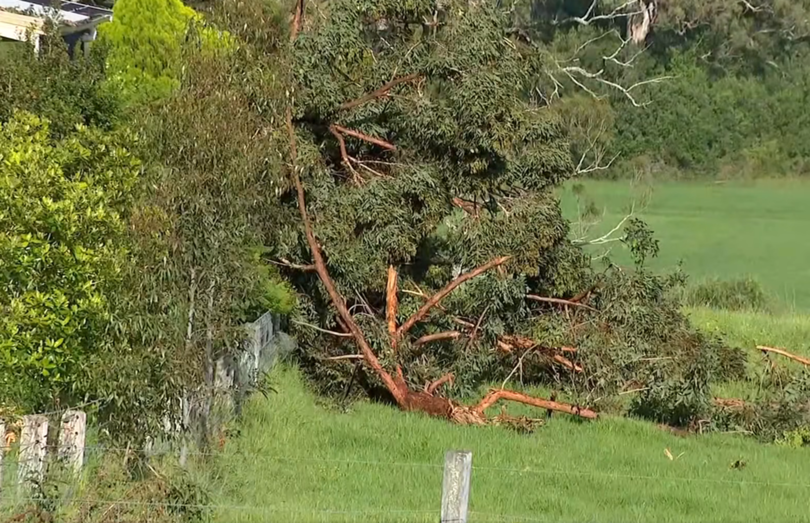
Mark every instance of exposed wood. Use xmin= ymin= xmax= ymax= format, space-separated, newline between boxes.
xmin=474 ymin=389 xmax=598 ymax=419
xmin=757 ymin=345 xmax=810 ymax=366
xmin=290 ymin=0 xmax=304 ymax=41
xmin=397 ymin=256 xmax=511 ymax=338
xmin=386 ymin=266 xmax=398 ymax=338
xmin=427 ymin=373 xmax=455 ymax=395
xmin=415 ymin=331 xmax=463 ymax=346
xmin=526 ymin=294 xmax=597 ymax=312
xmin=340 ymin=73 xmax=421 ymax=111
xmin=332 ymin=125 xmax=397 ymax=151
xmin=552 ymin=354 xmax=584 ymax=373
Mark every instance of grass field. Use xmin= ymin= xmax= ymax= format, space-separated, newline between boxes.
xmin=204 ymin=178 xmax=810 ymax=522
xmin=559 ymin=179 xmax=810 ymax=309
xmin=207 ymin=366 xmax=810 ymax=523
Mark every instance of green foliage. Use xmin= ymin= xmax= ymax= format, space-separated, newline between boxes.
xmin=0 ymin=112 xmax=140 ymax=411
xmin=98 ymin=0 xmax=233 ymax=104
xmin=0 ymin=35 xmax=120 ymax=137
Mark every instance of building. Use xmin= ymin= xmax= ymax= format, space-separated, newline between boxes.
xmin=0 ymin=0 xmax=112 ymax=55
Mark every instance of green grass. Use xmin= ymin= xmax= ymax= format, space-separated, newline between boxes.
xmin=206 ymin=366 xmax=810 ymax=523
xmin=560 ymin=178 xmax=810 ymax=309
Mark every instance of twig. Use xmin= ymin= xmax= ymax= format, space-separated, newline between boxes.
xmin=269 ymin=258 xmax=316 ymax=271
xmin=339 ymin=73 xmax=421 ymax=111
xmin=325 ymin=354 xmax=365 ymax=361
xmin=426 ymin=373 xmax=455 ymax=395
xmin=526 ymin=294 xmax=597 ymax=312
xmin=329 ymin=124 xmax=362 ymax=183
xmin=332 ymin=125 xmax=397 ymax=151
xmin=292 ymin=320 xmax=353 ymax=338
xmin=397 ymin=256 xmax=511 ymax=338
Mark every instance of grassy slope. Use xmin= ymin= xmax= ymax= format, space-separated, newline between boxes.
xmin=208 ymin=179 xmax=810 ymax=521
xmin=559 ymin=179 xmax=810 ymax=309
xmin=209 ymin=366 xmax=810 ymax=523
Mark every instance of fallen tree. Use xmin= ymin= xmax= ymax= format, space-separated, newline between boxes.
xmin=206 ymin=0 xmax=746 ymax=430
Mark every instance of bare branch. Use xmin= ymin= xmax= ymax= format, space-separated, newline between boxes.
xmin=561 ymin=66 xmax=673 ymax=107
xmin=333 ymin=125 xmax=397 ymax=151
xmin=330 ymin=124 xmax=363 ymax=184
xmin=758 ymin=346 xmax=810 ymax=366
xmin=426 ymin=373 xmax=455 ymax=395
xmin=292 ymin=319 xmax=353 ymax=338
xmin=290 ymin=0 xmax=304 ymax=42
xmin=270 ymin=258 xmax=316 ymax=272
xmin=526 ymin=294 xmax=598 ymax=312
xmin=573 ymin=206 xmax=634 ymax=246
xmin=339 ymin=73 xmax=421 ymax=111
xmin=397 ymin=256 xmax=511 ymax=338
xmin=474 ymin=389 xmax=598 ymax=419
xmin=325 ymin=354 xmax=365 ymax=361
xmin=568 ymin=0 xmax=643 ymax=26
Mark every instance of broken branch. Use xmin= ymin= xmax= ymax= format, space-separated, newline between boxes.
xmin=332 ymin=125 xmax=397 ymax=151
xmin=292 ymin=319 xmax=353 ymax=338
xmin=474 ymin=389 xmax=597 ymax=419
xmin=339 ymin=73 xmax=421 ymax=111
xmin=426 ymin=373 xmax=455 ymax=395
xmin=270 ymin=258 xmax=316 ymax=272
xmin=526 ymin=294 xmax=598 ymax=312
xmin=758 ymin=346 xmax=810 ymax=366
xmin=415 ymin=331 xmax=463 ymax=346
xmin=387 ymin=265 xmax=398 ymax=339
xmin=397 ymin=256 xmax=511 ymax=338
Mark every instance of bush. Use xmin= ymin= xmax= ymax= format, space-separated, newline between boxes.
xmin=683 ymin=277 xmax=769 ymax=312
xmin=0 ymin=112 xmax=140 ymax=411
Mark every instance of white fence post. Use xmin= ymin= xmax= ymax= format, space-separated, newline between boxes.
xmin=441 ymin=450 xmax=472 ymax=523
xmin=58 ymin=410 xmax=86 ymax=475
xmin=18 ymin=415 xmax=48 ymax=489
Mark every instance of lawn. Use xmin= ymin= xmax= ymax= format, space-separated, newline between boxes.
xmin=559 ymin=179 xmax=810 ymax=309
xmin=207 ymin=366 xmax=810 ymax=523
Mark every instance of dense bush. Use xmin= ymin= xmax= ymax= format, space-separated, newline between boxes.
xmin=0 ymin=112 xmax=140 ymax=412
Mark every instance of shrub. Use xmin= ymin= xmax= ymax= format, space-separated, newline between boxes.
xmin=683 ymin=277 xmax=769 ymax=312
xmin=0 ymin=111 xmax=140 ymax=411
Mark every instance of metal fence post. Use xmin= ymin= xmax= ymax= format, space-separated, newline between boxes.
xmin=441 ymin=450 xmax=472 ymax=523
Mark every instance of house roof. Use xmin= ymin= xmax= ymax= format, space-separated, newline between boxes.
xmin=0 ymin=0 xmax=111 ymax=25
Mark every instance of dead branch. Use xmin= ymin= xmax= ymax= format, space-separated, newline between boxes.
xmin=573 ymin=207 xmax=634 ymax=246
xmin=560 ymin=66 xmax=673 ymax=107
xmin=568 ymin=0 xmax=642 ymax=26
xmin=325 ymin=354 xmax=365 ymax=361
xmin=474 ymin=389 xmax=598 ymax=419
xmin=332 ymin=125 xmax=397 ymax=151
xmin=526 ymin=294 xmax=598 ymax=312
xmin=452 ymin=196 xmax=479 ymax=216
xmin=270 ymin=258 xmax=316 ymax=271
xmin=396 ymin=256 xmax=511 ymax=338
xmin=290 ymin=0 xmax=304 ymax=41
xmin=553 ymin=354 xmax=584 ymax=373
xmin=415 ymin=331 xmax=463 ymax=346
xmin=758 ymin=346 xmax=810 ymax=366
xmin=426 ymin=373 xmax=455 ymax=395
xmin=292 ymin=319 xmax=353 ymax=338
xmin=339 ymin=73 xmax=421 ymax=111
xmin=329 ymin=124 xmax=362 ymax=183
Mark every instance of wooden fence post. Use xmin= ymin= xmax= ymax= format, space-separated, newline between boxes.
xmin=0 ymin=421 xmax=5 ymax=498
xmin=441 ymin=450 xmax=472 ymax=523
xmin=58 ymin=410 xmax=86 ymax=475
xmin=18 ymin=415 xmax=48 ymax=489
